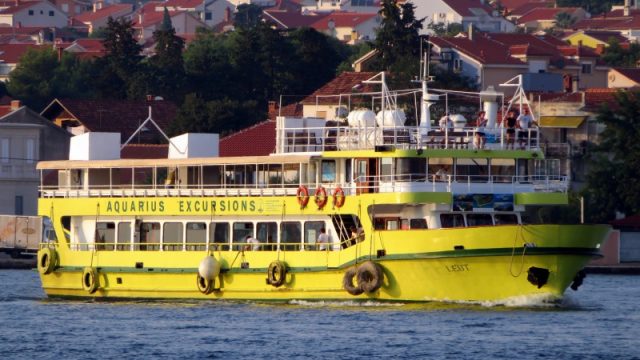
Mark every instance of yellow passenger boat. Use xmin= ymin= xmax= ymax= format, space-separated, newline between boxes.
xmin=36 ymin=73 xmax=609 ymax=302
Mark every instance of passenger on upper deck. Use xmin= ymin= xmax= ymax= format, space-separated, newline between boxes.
xmin=474 ymin=111 xmax=487 ymax=149
xmin=505 ymin=111 xmax=517 ymax=150
xmin=439 ymin=113 xmax=453 ymax=131
xmin=516 ymin=109 xmax=538 ymax=150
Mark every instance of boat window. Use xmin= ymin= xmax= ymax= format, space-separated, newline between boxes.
xmin=396 ymin=158 xmax=427 ymax=181
xmin=210 ymin=222 xmax=230 ymax=250
xmin=233 ymin=222 xmax=254 ymax=250
xmin=495 ymin=214 xmax=518 ymax=225
xmin=466 ymin=214 xmax=494 ymax=227
xmin=96 ymin=222 xmax=115 ymax=250
xmin=428 ymin=158 xmax=453 ymax=182
xmin=138 ymin=222 xmax=160 ymax=251
xmin=321 ymin=160 xmax=336 ymax=182
xmin=373 ymin=217 xmax=401 ymax=230
xmin=410 ymin=218 xmax=428 ymax=229
xmin=280 ymin=221 xmax=301 ymax=251
xmin=257 ymin=222 xmax=278 ymax=251
xmin=267 ymin=164 xmax=282 ymax=187
xmin=284 ymin=163 xmax=300 ymax=187
xmin=491 ymin=159 xmax=515 ymax=183
xmin=304 ymin=221 xmax=324 ymax=251
xmin=186 ymin=222 xmax=206 ymax=251
xmin=202 ymin=165 xmax=223 ymax=188
xmin=440 ymin=214 xmax=465 ymax=228
xmin=380 ymin=158 xmax=393 ymax=180
xmin=117 ymin=222 xmax=131 ymax=250
xmin=456 ymin=158 xmax=488 ymax=183
xmin=163 ymin=222 xmax=183 ymax=251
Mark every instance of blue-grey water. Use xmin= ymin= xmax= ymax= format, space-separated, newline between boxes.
xmin=0 ymin=270 xmax=638 ymax=359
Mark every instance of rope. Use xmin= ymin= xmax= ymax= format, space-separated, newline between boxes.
xmin=508 ymin=225 xmax=527 ymax=277
xmin=90 ymin=203 xmax=100 ymax=269
xmin=277 ymin=200 xmax=285 ymax=261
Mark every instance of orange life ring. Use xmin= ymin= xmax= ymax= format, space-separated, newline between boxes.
xmin=333 ymin=187 xmax=345 ymax=208
xmin=315 ymin=186 xmax=328 ymax=209
xmin=297 ymin=186 xmax=310 ymax=208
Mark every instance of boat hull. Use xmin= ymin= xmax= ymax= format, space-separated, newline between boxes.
xmin=38 ymin=224 xmax=609 ymax=302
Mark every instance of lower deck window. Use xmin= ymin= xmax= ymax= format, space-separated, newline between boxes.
xmin=186 ymin=222 xmax=206 ymax=250
xmin=440 ymin=214 xmax=465 ymax=228
xmin=467 ymin=214 xmax=493 ymax=226
xmin=96 ymin=222 xmax=115 ymax=250
xmin=495 ymin=214 xmax=518 ymax=225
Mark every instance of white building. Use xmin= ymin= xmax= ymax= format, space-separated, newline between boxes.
xmin=0 ymin=1 xmax=69 ymax=28
xmin=411 ymin=0 xmax=516 ymax=34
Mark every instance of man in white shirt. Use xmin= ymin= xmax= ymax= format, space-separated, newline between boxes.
xmin=317 ymin=228 xmax=330 ymax=251
xmin=439 ymin=113 xmax=453 ymax=131
xmin=244 ymin=235 xmax=260 ymax=251
xmin=516 ymin=109 xmax=537 ymax=149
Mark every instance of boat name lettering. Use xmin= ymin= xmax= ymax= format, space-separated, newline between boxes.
xmin=446 ymin=264 xmax=469 ymax=272
xmin=178 ymin=200 xmax=256 ymax=212
xmin=106 ymin=200 xmax=165 ymax=213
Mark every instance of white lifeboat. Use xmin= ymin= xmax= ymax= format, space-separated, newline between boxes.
xmin=347 ymin=110 xmax=376 ymax=128
xmin=375 ymin=109 xmax=406 ymax=127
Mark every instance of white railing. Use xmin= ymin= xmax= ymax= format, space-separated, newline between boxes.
xmin=276 ymin=124 xmax=541 ymax=153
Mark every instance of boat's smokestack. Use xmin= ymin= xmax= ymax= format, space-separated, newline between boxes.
xmin=480 ymin=86 xmax=500 ymax=128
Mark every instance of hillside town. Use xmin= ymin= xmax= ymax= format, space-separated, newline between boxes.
xmin=0 ymin=0 xmax=639 ymax=267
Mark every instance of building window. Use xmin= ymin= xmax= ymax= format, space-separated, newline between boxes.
xmin=49 ymin=10 xmax=54 ymax=16
xmin=28 ymin=10 xmax=34 ymax=15
xmin=1 ymin=138 xmax=8 ymax=163
xmin=15 ymin=196 xmax=23 ymax=215
xmin=205 ymin=11 xmax=212 ymax=20
xmin=453 ymin=58 xmax=463 ymax=73
xmin=581 ymin=63 xmax=592 ymax=74
xmin=26 ymin=138 xmax=35 ymax=164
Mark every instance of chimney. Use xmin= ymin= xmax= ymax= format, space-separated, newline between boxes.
xmin=468 ymin=24 xmax=473 ymax=40
xmin=624 ymin=0 xmax=630 ymax=16
xmin=268 ymin=101 xmax=277 ymax=113
xmin=10 ymin=100 xmax=21 ymax=110
xmin=224 ymin=7 xmax=231 ymax=22
xmin=57 ymin=46 xmax=63 ymax=61
xmin=138 ymin=12 xmax=143 ymax=25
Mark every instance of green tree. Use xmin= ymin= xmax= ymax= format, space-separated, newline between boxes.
xmin=601 ymin=39 xmax=640 ymax=67
xmin=554 ymin=12 xmax=576 ymax=29
xmin=7 ymin=48 xmax=94 ymax=110
xmin=183 ymin=30 xmax=234 ymax=100
xmin=235 ymin=4 xmax=262 ymax=29
xmin=583 ymin=90 xmax=640 ymax=223
xmin=148 ymin=8 xmax=186 ymax=100
xmin=556 ymin=0 xmax=617 ymax=16
xmin=427 ymin=21 xmax=464 ymax=36
xmin=95 ymin=17 xmax=142 ymax=99
xmin=374 ymin=0 xmax=424 ymax=71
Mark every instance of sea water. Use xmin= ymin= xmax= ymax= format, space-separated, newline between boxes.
xmin=0 ymin=270 xmax=638 ymax=359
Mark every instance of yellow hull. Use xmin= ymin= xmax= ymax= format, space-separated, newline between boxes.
xmin=38 ymin=224 xmax=609 ymax=302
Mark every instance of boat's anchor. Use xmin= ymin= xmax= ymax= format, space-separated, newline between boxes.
xmin=527 ymin=267 xmax=550 ymax=289
xmin=570 ymin=269 xmax=586 ymax=291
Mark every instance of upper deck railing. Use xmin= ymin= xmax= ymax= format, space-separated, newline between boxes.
xmin=275 ymin=123 xmax=541 ymax=153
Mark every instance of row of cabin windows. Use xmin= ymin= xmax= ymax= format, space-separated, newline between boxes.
xmin=93 ymin=220 xmax=332 ymax=252
xmin=374 ymin=218 xmax=428 ymax=230
xmin=440 ymin=213 xmax=518 ymax=228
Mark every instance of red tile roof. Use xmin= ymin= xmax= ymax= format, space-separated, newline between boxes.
xmin=75 ymin=4 xmax=133 ymax=23
xmin=268 ymin=102 xmax=303 ymax=120
xmin=121 ymin=143 xmax=169 ymax=159
xmin=263 ymin=9 xmax=327 ymax=29
xmin=500 ymin=0 xmax=547 ymax=12
xmin=267 ymin=0 xmax=303 ymax=12
xmin=71 ymin=38 xmax=104 ymax=52
xmin=508 ymin=1 xmax=554 ymax=16
xmin=219 ymin=120 xmax=276 ymax=157
xmin=41 ymin=98 xmax=178 ymax=143
xmin=0 ymin=1 xmax=41 ymax=15
xmin=442 ymin=0 xmax=494 ymax=17
xmin=301 ymin=71 xmax=378 ymax=105
xmin=430 ymin=35 xmax=525 ymax=65
xmin=583 ymin=88 xmax=623 ymax=111
xmin=613 ymin=68 xmax=640 ymax=84
xmin=0 ymin=43 xmax=48 ymax=63
xmin=516 ymin=7 xmax=579 ymax=24
xmin=311 ymin=12 xmax=376 ymax=30
xmin=0 ymin=26 xmax=46 ymax=35
xmin=161 ymin=0 xmax=204 ymax=9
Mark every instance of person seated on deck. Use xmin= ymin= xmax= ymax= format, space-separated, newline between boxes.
xmin=243 ymin=235 xmax=260 ymax=251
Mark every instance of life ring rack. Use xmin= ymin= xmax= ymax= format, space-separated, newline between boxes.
xmin=333 ymin=187 xmax=345 ymax=208
xmin=296 ymin=186 xmax=310 ymax=209
xmin=314 ymin=186 xmax=328 ymax=209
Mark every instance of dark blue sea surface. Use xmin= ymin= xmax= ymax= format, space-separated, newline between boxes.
xmin=0 ymin=270 xmax=638 ymax=359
